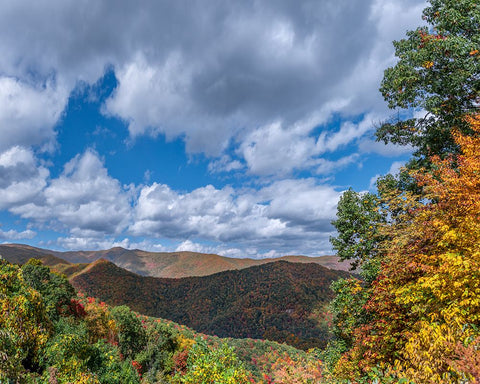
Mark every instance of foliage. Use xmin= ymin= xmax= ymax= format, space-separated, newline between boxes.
xmin=330 ymin=189 xmax=385 ymax=273
xmin=334 ymin=116 xmax=480 ymax=382
xmin=378 ymin=0 xmax=480 ymax=164
xmin=110 ymin=305 xmax=147 ymax=359
xmin=173 ymin=339 xmax=251 ymax=384
xmin=328 ymin=279 xmax=369 ymax=352
xmin=134 ymin=320 xmax=178 ymax=381
xmin=21 ymin=259 xmax=76 ymax=321
xmin=269 ymin=353 xmax=323 ymax=384
xmin=0 ymin=259 xmax=50 ymax=380
xmin=83 ymin=296 xmax=117 ymax=344
xmin=0 ymin=259 xmax=143 ymax=383
xmin=0 ymin=257 xmax=330 ymax=383
xmin=71 ymin=260 xmax=351 ymax=350
xmin=40 ymin=317 xmax=100 ymax=383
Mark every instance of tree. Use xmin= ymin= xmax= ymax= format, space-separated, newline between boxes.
xmin=378 ymin=0 xmax=480 ymax=164
xmin=330 ymin=188 xmax=385 ymax=274
xmin=337 ymin=116 xmax=480 ymax=382
xmin=0 ymin=260 xmax=50 ymax=380
xmin=110 ymin=305 xmax=147 ymax=360
xmin=173 ymin=339 xmax=250 ymax=384
xmin=21 ymin=259 xmax=76 ymax=322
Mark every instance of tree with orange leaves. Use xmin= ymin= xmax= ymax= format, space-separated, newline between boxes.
xmin=335 ymin=115 xmax=480 ymax=383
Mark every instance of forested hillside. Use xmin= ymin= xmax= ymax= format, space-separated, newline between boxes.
xmin=0 ymin=258 xmax=322 ymax=383
xmin=71 ymin=259 xmax=351 ymax=350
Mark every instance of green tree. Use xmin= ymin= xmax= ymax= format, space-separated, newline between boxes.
xmin=330 ymin=188 xmax=385 ymax=275
xmin=378 ymin=0 xmax=480 ymax=164
xmin=21 ymin=259 xmax=76 ymax=322
xmin=110 ymin=305 xmax=147 ymax=360
xmin=135 ymin=321 xmax=178 ymax=381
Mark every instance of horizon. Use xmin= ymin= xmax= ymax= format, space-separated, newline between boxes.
xmin=0 ymin=242 xmax=336 ymax=260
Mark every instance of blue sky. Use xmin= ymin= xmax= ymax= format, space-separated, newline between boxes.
xmin=0 ymin=0 xmax=425 ymax=257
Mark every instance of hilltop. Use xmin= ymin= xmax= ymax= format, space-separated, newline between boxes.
xmin=71 ymin=258 xmax=351 ymax=350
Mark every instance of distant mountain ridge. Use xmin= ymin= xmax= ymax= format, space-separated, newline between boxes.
xmin=0 ymin=243 xmax=351 ymax=278
xmin=71 ymin=258 xmax=351 ymax=350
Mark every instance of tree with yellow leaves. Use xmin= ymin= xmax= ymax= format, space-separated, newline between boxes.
xmin=336 ymin=115 xmax=480 ymax=383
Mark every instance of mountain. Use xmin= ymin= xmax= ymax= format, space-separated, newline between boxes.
xmin=0 ymin=243 xmax=352 ymax=278
xmin=71 ymin=259 xmax=351 ymax=350
xmin=0 ymin=243 xmax=69 ymax=266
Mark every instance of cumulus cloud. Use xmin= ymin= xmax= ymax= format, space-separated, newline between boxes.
xmin=175 ymin=240 xmax=288 ymax=259
xmin=56 ymin=236 xmax=132 ymax=251
xmin=11 ymin=150 xmax=132 ymax=236
xmin=100 ymin=0 xmax=426 ymax=165
xmin=207 ymin=156 xmax=244 ymax=174
xmin=239 ymin=114 xmax=371 ymax=176
xmin=131 ymin=178 xmax=340 ymax=254
xmin=0 ymin=228 xmax=36 ymax=241
xmin=315 ymin=155 xmax=361 ymax=175
xmin=240 ymin=121 xmax=318 ymax=176
xmin=0 ymin=77 xmax=67 ymax=152
xmin=0 ymin=145 xmax=340 ymax=255
xmin=369 ymin=160 xmax=406 ymax=190
xmin=0 ymin=146 xmax=49 ymax=210
xmin=0 ymin=0 xmax=428 ymax=255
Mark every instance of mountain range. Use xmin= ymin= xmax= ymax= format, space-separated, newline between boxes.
xmin=0 ymin=243 xmax=352 ymax=349
xmin=0 ymin=243 xmax=351 ymax=278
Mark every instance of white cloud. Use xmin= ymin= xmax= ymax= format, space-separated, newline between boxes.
xmin=0 ymin=77 xmax=67 ymax=152
xmin=11 ymin=150 xmax=132 ymax=236
xmin=0 ymin=228 xmax=36 ymax=241
xmin=388 ymin=161 xmax=405 ymax=176
xmin=239 ymin=121 xmax=318 ymax=176
xmin=56 ymin=236 xmax=131 ymax=251
xmin=369 ymin=160 xmax=406 ymax=190
xmin=0 ymin=146 xmax=341 ymax=255
xmin=315 ymin=154 xmax=361 ymax=175
xmin=100 ymin=0 xmax=426 ymax=162
xmin=175 ymin=240 xmax=287 ymax=259
xmin=104 ymin=53 xmax=191 ymax=139
xmin=358 ymin=139 xmax=414 ymax=157
xmin=208 ymin=156 xmax=244 ymax=173
xmin=0 ymin=0 xmax=428 ymax=255
xmin=0 ymin=0 xmax=425 ymax=172
xmin=175 ymin=240 xmax=212 ymax=254
xmin=130 ymin=178 xmax=341 ymax=254
xmin=239 ymin=114 xmax=372 ymax=176
xmin=0 ymin=146 xmax=49 ymax=210
xmin=316 ymin=116 xmax=376 ymax=154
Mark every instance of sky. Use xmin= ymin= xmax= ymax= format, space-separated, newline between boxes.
xmin=0 ymin=0 xmax=426 ymax=258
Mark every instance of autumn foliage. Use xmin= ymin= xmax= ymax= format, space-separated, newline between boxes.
xmin=333 ymin=116 xmax=480 ymax=383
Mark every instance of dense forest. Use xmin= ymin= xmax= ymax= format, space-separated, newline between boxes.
xmin=0 ymin=258 xmax=325 ymax=383
xmin=70 ymin=259 xmax=350 ymax=350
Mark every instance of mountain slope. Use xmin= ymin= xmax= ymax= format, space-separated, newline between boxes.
xmin=0 ymin=243 xmax=351 ymax=278
xmin=0 ymin=243 xmax=70 ymax=266
xmin=71 ymin=259 xmax=351 ymax=350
